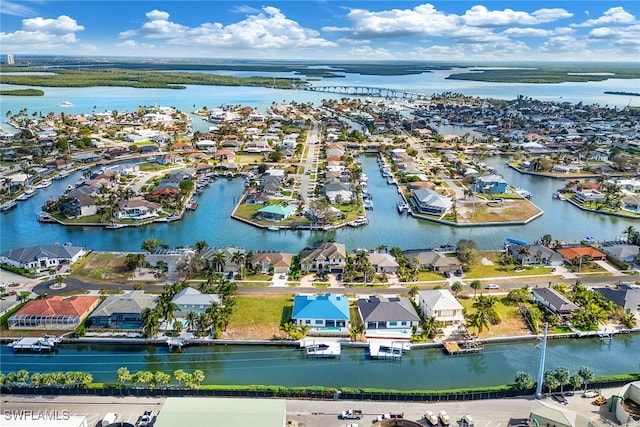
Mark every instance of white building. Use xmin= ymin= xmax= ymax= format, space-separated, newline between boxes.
xmin=418 ymin=289 xmax=464 ymax=326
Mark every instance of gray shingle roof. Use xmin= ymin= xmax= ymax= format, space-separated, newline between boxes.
xmin=357 ymin=296 xmax=420 ymax=323
xmin=89 ymin=291 xmax=158 ymax=317
xmin=1 ymin=244 xmax=84 ymax=265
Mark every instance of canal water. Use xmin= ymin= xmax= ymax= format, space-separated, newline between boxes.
xmin=1 ymin=155 xmax=635 ymax=252
xmin=2 ymin=335 xmax=638 ymax=389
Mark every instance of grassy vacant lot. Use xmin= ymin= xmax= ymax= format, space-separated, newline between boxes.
xmin=70 ymin=252 xmax=132 ymax=284
xmin=457 ymin=199 xmax=541 ymax=223
xmin=225 ymin=293 xmax=293 ymax=340
xmin=459 ymin=296 xmax=530 ymax=338
xmin=465 ymin=252 xmax=555 ymax=279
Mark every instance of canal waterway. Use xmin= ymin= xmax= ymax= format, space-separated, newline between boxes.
xmin=1 ymin=155 xmax=634 ymax=252
xmin=1 ymin=335 xmax=638 ymax=389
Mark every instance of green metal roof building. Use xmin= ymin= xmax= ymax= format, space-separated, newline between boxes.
xmin=154 ymin=397 xmax=286 ymax=427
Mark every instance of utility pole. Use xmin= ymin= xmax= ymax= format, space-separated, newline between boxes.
xmin=535 ymin=323 xmax=548 ymax=399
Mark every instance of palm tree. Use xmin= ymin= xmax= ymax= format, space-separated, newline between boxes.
xmin=470 ymin=280 xmax=482 ymax=298
xmin=230 ymin=251 xmax=246 ymax=279
xmin=421 ymin=316 xmax=442 ymax=339
xmin=408 ymin=284 xmax=420 ymax=300
xmin=517 ymin=246 xmax=530 ymax=266
xmin=141 ymin=309 xmax=160 ymax=338
xmin=211 ymin=251 xmax=227 ymax=273
xmin=553 ymin=367 xmax=570 ymax=394
xmin=280 ymin=321 xmax=296 ymax=340
xmin=624 ymin=225 xmax=636 ymax=244
xmin=577 ymin=366 xmax=594 ymax=392
xmin=543 ymin=371 xmax=559 ymax=395
xmin=451 ymin=281 xmax=463 ymax=297
xmin=185 ymin=311 xmax=197 ymax=331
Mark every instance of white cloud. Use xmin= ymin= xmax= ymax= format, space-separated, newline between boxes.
xmin=574 ymin=7 xmax=636 ymax=27
xmin=461 ymin=5 xmax=572 ymax=27
xmin=22 ymin=15 xmax=84 ymax=35
xmin=539 ymin=36 xmax=587 ymax=53
xmin=502 ymin=28 xmax=551 ymax=37
xmin=0 ymin=1 xmax=37 ymax=17
xmin=120 ymin=7 xmax=337 ymax=50
xmin=116 ymin=40 xmax=155 ymax=49
xmin=347 ymin=46 xmax=394 ymax=59
xmin=345 ymin=4 xmax=457 ymax=38
xmin=0 ymin=15 xmax=85 ymax=53
xmin=145 ymin=10 xmax=170 ymax=21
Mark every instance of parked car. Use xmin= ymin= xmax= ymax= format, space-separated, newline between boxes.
xmin=551 ymin=393 xmax=568 ymax=405
xmin=340 ymin=409 xmax=362 ymax=420
xmin=424 ymin=410 xmax=438 ymax=426
xmin=443 ymin=271 xmax=451 ymax=278
xmin=137 ymin=410 xmax=153 ymax=427
xmin=454 ymin=269 xmax=463 ymax=277
xmin=485 ymin=283 xmax=500 ymax=289
xmin=582 ymin=390 xmax=599 ymax=398
xmin=279 ymin=273 xmax=286 ymax=280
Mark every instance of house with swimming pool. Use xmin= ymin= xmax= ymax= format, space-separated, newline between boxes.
xmin=357 ymin=296 xmax=420 ymax=338
xmin=88 ymin=291 xmax=158 ymax=330
xmin=292 ymin=293 xmax=350 ymax=335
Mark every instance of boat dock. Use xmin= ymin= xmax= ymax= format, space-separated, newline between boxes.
xmin=368 ymin=340 xmax=410 ymax=360
xmin=300 ymin=340 xmax=341 ymax=358
xmin=167 ymin=338 xmax=185 ymax=351
xmin=442 ymin=340 xmax=483 ymax=355
xmin=8 ymin=335 xmax=61 ymax=352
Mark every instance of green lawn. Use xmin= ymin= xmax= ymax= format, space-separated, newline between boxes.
xmin=465 ymin=252 xmax=554 ymax=279
xmin=227 ymin=294 xmax=293 ymax=339
xmin=458 ymin=296 xmax=529 ymax=338
xmin=417 ymin=271 xmax=447 ymax=281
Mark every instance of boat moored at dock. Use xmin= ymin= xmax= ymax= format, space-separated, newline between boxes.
xmin=8 ymin=335 xmax=61 ymax=352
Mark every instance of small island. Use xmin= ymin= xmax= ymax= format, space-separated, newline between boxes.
xmin=604 ymin=91 xmax=640 ymax=97
xmin=0 ymin=88 xmax=44 ymax=96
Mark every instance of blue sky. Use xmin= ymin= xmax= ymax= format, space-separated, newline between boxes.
xmin=1 ymin=1 xmax=639 ymax=61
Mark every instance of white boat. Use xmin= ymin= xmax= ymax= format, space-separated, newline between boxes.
xmin=0 ymin=200 xmax=17 ymax=211
xmin=9 ymin=335 xmax=61 ymax=352
xmin=16 ymin=188 xmax=35 ymax=201
xmin=301 ymin=340 xmax=341 ymax=358
xmin=267 ymin=226 xmax=279 ymax=231
xmin=105 ymin=222 xmax=126 ymax=229
xmin=397 ymin=200 xmax=409 ymax=213
xmin=58 ymin=101 xmax=73 ymax=107
xmin=36 ymin=179 xmax=52 ymax=189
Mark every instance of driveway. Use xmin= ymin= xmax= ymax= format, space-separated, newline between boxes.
xmin=594 ymin=260 xmax=625 ymax=276
xmin=271 ymin=272 xmax=288 ymax=287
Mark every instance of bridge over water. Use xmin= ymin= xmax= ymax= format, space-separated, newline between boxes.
xmin=302 ymin=85 xmax=431 ymax=100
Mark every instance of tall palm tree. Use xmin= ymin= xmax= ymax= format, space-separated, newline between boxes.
xmin=470 ymin=280 xmax=482 ymax=298
xmin=211 ymin=251 xmax=227 ymax=273
xmin=230 ymin=251 xmax=246 ymax=279
xmin=624 ymin=225 xmax=636 ymax=244
xmin=185 ymin=311 xmax=197 ymax=332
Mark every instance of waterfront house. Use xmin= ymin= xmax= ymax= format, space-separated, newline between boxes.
xmin=366 ymin=252 xmax=399 ymax=273
xmin=60 ymin=195 xmax=98 ymax=218
xmin=325 ymin=182 xmax=354 ymax=204
xmin=411 ymin=188 xmax=453 ymax=216
xmin=299 ymin=242 xmax=347 ymax=274
xmin=292 ymin=293 xmax=350 ymax=334
xmin=594 ymin=284 xmax=640 ymax=315
xmin=8 ymin=295 xmax=100 ymax=330
xmin=622 ymin=194 xmax=640 ymax=213
xmin=507 ymin=244 xmax=564 ymax=266
xmin=531 ymin=287 xmax=581 ymax=317
xmin=251 ymin=252 xmax=293 ymax=274
xmin=115 ymin=198 xmax=162 ymax=220
xmin=256 ymin=204 xmax=295 ymax=221
xmin=600 ymin=243 xmax=639 ymax=264
xmin=88 ymin=291 xmax=158 ymax=330
xmin=171 ymin=287 xmax=221 ymax=317
xmin=0 ymin=244 xmax=86 ymax=272
xmin=417 ymin=289 xmax=464 ymax=326
xmin=357 ymin=296 xmax=420 ymax=333
xmin=555 ymin=246 xmax=606 ymax=262
xmin=403 ymin=250 xmax=462 ymax=273
xmin=573 ymin=189 xmax=606 ymax=204
xmin=200 ymin=247 xmax=247 ymax=273
xmin=474 ymin=174 xmax=507 ymax=194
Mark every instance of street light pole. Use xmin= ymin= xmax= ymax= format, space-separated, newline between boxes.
xmin=535 ymin=323 xmax=548 ymax=399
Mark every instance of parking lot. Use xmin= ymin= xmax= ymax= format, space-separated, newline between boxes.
xmin=0 ymin=389 xmax=619 ymax=427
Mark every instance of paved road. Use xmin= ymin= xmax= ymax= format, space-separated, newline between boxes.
xmin=0 ymin=389 xmax=621 ymax=427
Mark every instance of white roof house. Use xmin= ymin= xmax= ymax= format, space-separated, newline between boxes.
xmin=418 ymin=289 xmax=464 ymax=326
xmin=171 ymin=287 xmax=221 ymax=316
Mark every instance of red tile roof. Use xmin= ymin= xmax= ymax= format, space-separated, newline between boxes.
xmin=556 ymin=247 xmax=606 ymax=260
xmin=16 ymin=295 xmax=99 ymax=317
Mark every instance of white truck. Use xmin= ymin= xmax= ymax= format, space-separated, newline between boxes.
xmin=424 ymin=410 xmax=438 ymax=426
xmin=101 ymin=413 xmax=117 ymax=426
xmin=340 ymin=409 xmax=363 ymax=420
xmin=439 ymin=410 xmax=451 ymax=426
xmin=137 ymin=410 xmax=153 ymax=427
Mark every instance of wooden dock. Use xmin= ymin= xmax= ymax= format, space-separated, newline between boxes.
xmin=443 ymin=341 xmax=483 ymax=355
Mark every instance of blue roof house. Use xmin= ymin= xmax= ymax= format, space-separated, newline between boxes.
xmin=292 ymin=293 xmax=350 ymax=335
xmin=475 ymin=174 xmax=508 ymax=194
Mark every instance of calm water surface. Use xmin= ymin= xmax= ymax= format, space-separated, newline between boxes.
xmin=1 ymin=335 xmax=638 ymax=389
xmin=1 ymin=156 xmax=635 ymax=252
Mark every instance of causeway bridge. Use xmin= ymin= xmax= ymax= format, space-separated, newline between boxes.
xmin=302 ymin=85 xmax=431 ymax=100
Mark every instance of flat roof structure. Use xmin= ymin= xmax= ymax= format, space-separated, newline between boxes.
xmin=154 ymin=397 xmax=286 ymax=427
